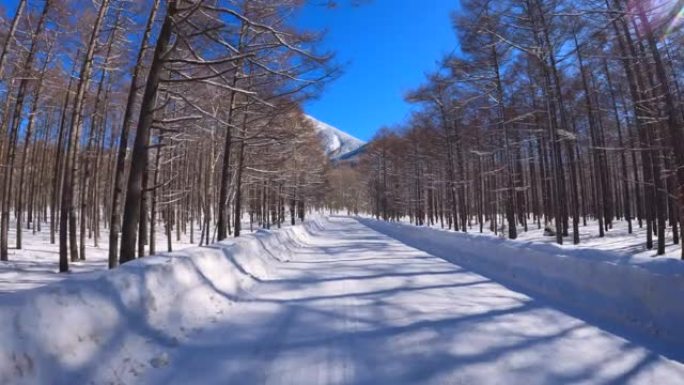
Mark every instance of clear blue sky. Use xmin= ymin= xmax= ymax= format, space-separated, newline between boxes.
xmin=297 ymin=0 xmax=461 ymax=141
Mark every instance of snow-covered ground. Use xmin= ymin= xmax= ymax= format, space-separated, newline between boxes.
xmin=0 ymin=220 xmax=202 ymax=292
xmin=360 ymin=214 xmax=682 ymax=260
xmin=1 ymin=216 xmax=683 ymax=384
xmin=0 ymin=221 xmax=310 ymax=385
xmin=0 ymin=217 xmax=278 ymax=292
xmin=512 ymin=219 xmax=681 ymax=258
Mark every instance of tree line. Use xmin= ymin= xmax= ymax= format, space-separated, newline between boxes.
xmin=352 ymin=0 xmax=684 ymax=258
xmin=0 ymin=0 xmax=335 ymax=271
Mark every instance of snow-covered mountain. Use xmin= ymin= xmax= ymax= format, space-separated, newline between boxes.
xmin=305 ymin=115 xmax=365 ymax=160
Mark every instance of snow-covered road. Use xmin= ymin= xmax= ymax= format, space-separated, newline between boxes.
xmin=144 ymin=216 xmax=684 ymax=385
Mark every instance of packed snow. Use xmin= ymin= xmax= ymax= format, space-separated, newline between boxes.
xmin=1 ymin=216 xmax=683 ymax=385
xmin=305 ymin=114 xmax=365 ymax=159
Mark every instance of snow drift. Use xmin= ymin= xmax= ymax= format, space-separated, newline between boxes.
xmin=358 ymin=218 xmax=684 ymax=346
xmin=0 ymin=219 xmax=323 ymax=385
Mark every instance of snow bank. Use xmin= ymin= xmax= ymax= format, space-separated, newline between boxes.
xmin=358 ymin=218 xmax=684 ymax=346
xmin=0 ymin=218 xmax=324 ymax=385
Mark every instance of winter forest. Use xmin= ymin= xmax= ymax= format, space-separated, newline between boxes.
xmin=336 ymin=0 xmax=684 ymax=258
xmin=0 ymin=0 xmax=335 ymax=271
xmin=1 ymin=0 xmax=684 ymax=384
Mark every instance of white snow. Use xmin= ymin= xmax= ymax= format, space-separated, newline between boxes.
xmin=0 ymin=220 xmax=201 ymax=292
xmin=359 ymin=218 xmax=684 ymax=345
xmin=305 ymin=114 xmax=365 ymax=159
xmin=512 ymin=219 xmax=680 ymax=256
xmin=401 ymin=217 xmax=683 ymax=260
xmin=0 ymin=221 xmax=309 ymax=385
xmin=0 ymin=216 xmax=274 ymax=292
xmin=1 ymin=216 xmax=683 ymax=384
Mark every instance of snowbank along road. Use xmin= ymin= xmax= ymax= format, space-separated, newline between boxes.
xmin=144 ymin=217 xmax=684 ymax=385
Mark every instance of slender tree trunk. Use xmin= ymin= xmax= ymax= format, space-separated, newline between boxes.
xmin=603 ymin=58 xmax=632 ymax=234
xmin=17 ymin=49 xmax=50 ymax=250
xmin=573 ymin=28 xmax=605 ymax=237
xmin=0 ymin=0 xmax=26 ymax=79
xmin=0 ymin=1 xmax=49 ymax=261
xmin=51 ymin=56 xmax=79 ymax=245
xmin=109 ymin=0 xmax=160 ymax=268
xmin=60 ymin=0 xmax=110 ymax=270
xmin=120 ymin=0 xmax=176 ymax=264
xmin=233 ymin=135 xmax=246 ymax=237
xmin=149 ymin=137 xmax=162 ymax=255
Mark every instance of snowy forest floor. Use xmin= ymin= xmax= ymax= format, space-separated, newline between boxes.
xmin=2 ymin=214 xmax=680 ymax=294
xmin=371 ymin=215 xmax=683 ymax=260
xmin=1 ymin=216 xmax=683 ymax=384
xmin=0 ymin=217 xmax=269 ymax=292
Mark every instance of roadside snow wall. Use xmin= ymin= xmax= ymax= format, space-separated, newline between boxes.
xmin=358 ymin=218 xmax=684 ymax=346
xmin=0 ymin=219 xmax=323 ymax=385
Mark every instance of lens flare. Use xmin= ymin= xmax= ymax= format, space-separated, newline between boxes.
xmin=666 ymin=4 xmax=684 ymax=36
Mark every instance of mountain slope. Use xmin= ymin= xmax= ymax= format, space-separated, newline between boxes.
xmin=305 ymin=115 xmax=365 ymax=160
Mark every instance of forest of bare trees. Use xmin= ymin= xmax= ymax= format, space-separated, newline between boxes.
xmin=0 ymin=0 xmax=335 ymax=272
xmin=353 ymin=0 xmax=684 ymax=258
xmin=1 ymin=0 xmax=682 ymax=277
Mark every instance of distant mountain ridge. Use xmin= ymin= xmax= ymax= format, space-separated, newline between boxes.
xmin=304 ymin=115 xmax=366 ymax=160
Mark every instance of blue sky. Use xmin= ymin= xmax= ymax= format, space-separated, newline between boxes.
xmin=297 ymin=0 xmax=461 ymax=141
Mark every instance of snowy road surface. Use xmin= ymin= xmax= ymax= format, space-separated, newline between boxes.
xmin=145 ymin=217 xmax=684 ymax=385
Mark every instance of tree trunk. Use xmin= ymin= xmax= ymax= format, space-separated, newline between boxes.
xmin=1 ymin=0 xmax=49 ymax=261
xmin=108 ymin=0 xmax=160 ymax=268
xmin=59 ymin=0 xmax=110 ymax=271
xmin=0 ymin=0 xmax=26 ymax=79
xmin=120 ymin=0 xmax=176 ymax=264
